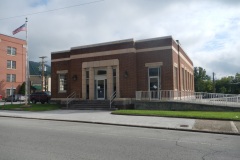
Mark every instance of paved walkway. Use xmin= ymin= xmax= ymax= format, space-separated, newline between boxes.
xmin=0 ymin=110 xmax=239 ymax=135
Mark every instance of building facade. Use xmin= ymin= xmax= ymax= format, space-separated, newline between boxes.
xmin=51 ymin=36 xmax=194 ymax=101
xmin=0 ymin=34 xmax=26 ymax=98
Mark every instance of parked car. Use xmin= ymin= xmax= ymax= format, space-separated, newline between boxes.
xmin=5 ymin=94 xmax=25 ymax=102
xmin=30 ymin=92 xmax=51 ymax=104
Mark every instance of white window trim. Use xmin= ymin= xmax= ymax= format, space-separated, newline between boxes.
xmin=7 ymin=60 xmax=16 ymax=69
xmin=7 ymin=47 xmax=16 ymax=56
xmin=148 ymin=67 xmax=161 ymax=91
xmin=7 ymin=74 xmax=16 ymax=82
xmin=58 ymin=73 xmax=67 ymax=93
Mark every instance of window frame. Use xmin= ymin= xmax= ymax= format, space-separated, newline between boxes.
xmin=174 ymin=67 xmax=178 ymax=90
xmin=6 ymin=88 xmax=16 ymax=97
xmin=7 ymin=60 xmax=16 ymax=69
xmin=58 ymin=73 xmax=67 ymax=93
xmin=7 ymin=46 xmax=16 ymax=56
xmin=148 ymin=67 xmax=161 ymax=90
xmin=6 ymin=74 xmax=16 ymax=82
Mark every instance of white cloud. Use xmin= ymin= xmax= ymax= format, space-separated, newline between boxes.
xmin=0 ymin=0 xmax=240 ymax=77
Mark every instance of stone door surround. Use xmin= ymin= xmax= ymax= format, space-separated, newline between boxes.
xmin=82 ymin=59 xmax=119 ymax=100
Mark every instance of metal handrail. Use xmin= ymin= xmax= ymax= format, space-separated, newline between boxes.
xmin=66 ymin=91 xmax=76 ymax=109
xmin=136 ymin=90 xmax=240 ymax=107
xmin=110 ymin=91 xmax=116 ymax=109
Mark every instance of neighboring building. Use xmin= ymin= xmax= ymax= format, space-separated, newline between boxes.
xmin=29 ymin=61 xmax=51 ymax=92
xmin=51 ymin=36 xmax=194 ymax=102
xmin=0 ymin=34 xmax=26 ymax=98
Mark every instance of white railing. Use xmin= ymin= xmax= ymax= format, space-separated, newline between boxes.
xmin=136 ymin=90 xmax=240 ymax=107
xmin=66 ymin=91 xmax=76 ymax=108
xmin=110 ymin=91 xmax=116 ymax=109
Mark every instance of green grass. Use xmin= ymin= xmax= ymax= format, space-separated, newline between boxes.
xmin=0 ymin=104 xmax=61 ymax=111
xmin=112 ymin=110 xmax=240 ymax=121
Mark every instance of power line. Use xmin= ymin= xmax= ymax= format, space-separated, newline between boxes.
xmin=0 ymin=0 xmax=104 ymax=21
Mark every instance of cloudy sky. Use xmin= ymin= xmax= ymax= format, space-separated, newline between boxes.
xmin=1 ymin=0 xmax=240 ymax=78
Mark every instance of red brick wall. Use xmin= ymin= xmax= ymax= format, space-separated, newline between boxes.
xmin=51 ymin=37 xmax=194 ymax=99
xmin=0 ymin=34 xmax=26 ymax=98
xmin=136 ymin=49 xmax=174 ymax=91
xmin=172 ymin=39 xmax=194 ymax=91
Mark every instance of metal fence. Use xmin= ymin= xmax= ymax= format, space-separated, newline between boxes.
xmin=136 ymin=90 xmax=240 ymax=107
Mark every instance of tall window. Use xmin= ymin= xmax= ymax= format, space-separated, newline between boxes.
xmin=185 ymin=70 xmax=188 ymax=90
xmin=6 ymin=88 xmax=16 ymax=96
xmin=113 ymin=68 xmax=116 ymax=92
xmin=148 ymin=67 xmax=161 ymax=91
xmin=182 ymin=68 xmax=185 ymax=90
xmin=174 ymin=67 xmax=178 ymax=89
xmin=6 ymin=74 xmax=16 ymax=82
xmin=7 ymin=60 xmax=16 ymax=69
xmin=59 ymin=74 xmax=67 ymax=92
xmin=7 ymin=46 xmax=16 ymax=55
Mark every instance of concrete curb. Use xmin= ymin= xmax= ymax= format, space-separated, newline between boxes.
xmin=0 ymin=115 xmax=239 ymax=136
xmin=111 ymin=113 xmax=240 ymax=122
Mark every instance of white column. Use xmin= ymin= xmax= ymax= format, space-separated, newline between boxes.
xmin=107 ymin=66 xmax=113 ymax=99
xmin=89 ymin=67 xmax=95 ymax=100
xmin=82 ymin=68 xmax=86 ymax=99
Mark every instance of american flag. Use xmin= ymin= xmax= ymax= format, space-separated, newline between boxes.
xmin=12 ymin=23 xmax=26 ymax=35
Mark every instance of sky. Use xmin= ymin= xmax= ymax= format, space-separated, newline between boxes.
xmin=0 ymin=0 xmax=240 ymax=79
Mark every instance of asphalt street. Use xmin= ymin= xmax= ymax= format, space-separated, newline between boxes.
xmin=0 ymin=117 xmax=239 ymax=160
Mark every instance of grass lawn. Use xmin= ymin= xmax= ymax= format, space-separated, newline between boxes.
xmin=0 ymin=104 xmax=61 ymax=111
xmin=112 ymin=110 xmax=240 ymax=121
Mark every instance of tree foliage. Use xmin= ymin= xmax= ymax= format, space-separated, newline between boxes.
xmin=215 ymin=73 xmax=240 ymax=94
xmin=194 ymin=67 xmax=240 ymax=94
xmin=194 ymin=67 xmax=212 ymax=92
xmin=18 ymin=82 xmax=25 ymax=95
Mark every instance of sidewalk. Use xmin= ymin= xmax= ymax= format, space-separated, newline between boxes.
xmin=0 ymin=110 xmax=239 ymax=135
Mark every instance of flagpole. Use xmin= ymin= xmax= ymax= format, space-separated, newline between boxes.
xmin=25 ymin=17 xmax=29 ymax=106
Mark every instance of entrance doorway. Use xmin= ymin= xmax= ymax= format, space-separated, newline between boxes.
xmin=96 ymin=79 xmax=105 ymax=100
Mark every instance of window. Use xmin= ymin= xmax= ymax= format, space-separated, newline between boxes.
xmin=113 ymin=68 xmax=116 ymax=92
xmin=182 ymin=68 xmax=185 ymax=90
xmin=6 ymin=88 xmax=16 ymax=96
xmin=148 ymin=67 xmax=161 ymax=99
xmin=185 ymin=70 xmax=188 ymax=90
xmin=174 ymin=67 xmax=178 ymax=89
xmin=59 ymin=74 xmax=67 ymax=92
xmin=6 ymin=74 xmax=16 ymax=82
xmin=7 ymin=46 xmax=16 ymax=56
xmin=148 ymin=67 xmax=161 ymax=91
xmin=7 ymin=60 xmax=16 ymax=69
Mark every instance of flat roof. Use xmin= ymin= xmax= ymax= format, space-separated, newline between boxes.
xmin=71 ymin=38 xmax=134 ymax=50
xmin=135 ymin=36 xmax=172 ymax=43
xmin=51 ymin=50 xmax=70 ymax=54
xmin=0 ymin=33 xmax=26 ymax=42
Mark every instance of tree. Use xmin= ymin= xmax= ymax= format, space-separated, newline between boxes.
xmin=215 ymin=73 xmax=240 ymax=94
xmin=18 ymin=82 xmax=25 ymax=95
xmin=194 ymin=67 xmax=213 ymax=92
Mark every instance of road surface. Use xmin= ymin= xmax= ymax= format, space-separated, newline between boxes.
xmin=0 ymin=117 xmax=239 ymax=160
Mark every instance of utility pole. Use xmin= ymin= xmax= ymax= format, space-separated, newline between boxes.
xmin=39 ymin=56 xmax=47 ymax=91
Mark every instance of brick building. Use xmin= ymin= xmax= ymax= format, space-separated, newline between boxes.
xmin=51 ymin=36 xmax=194 ymax=102
xmin=0 ymin=34 xmax=26 ymax=98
